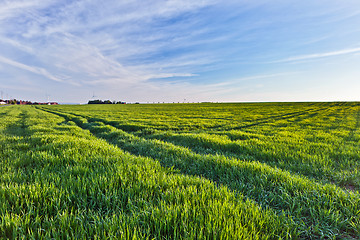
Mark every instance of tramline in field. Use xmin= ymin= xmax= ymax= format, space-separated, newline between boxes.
xmin=0 ymin=102 xmax=359 ymax=239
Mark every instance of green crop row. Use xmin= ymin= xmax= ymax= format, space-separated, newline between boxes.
xmin=38 ymin=103 xmax=360 ymax=238
xmin=46 ymin=102 xmax=333 ymax=131
xmin=1 ymin=102 xmax=359 ymax=239
xmin=43 ymin=102 xmax=360 ymax=189
xmin=1 ymin=106 xmax=297 ymax=239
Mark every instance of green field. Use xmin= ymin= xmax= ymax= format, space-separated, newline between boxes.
xmin=1 ymin=102 xmax=359 ymax=239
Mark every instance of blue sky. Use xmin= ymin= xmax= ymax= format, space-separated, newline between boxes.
xmin=0 ymin=0 xmax=360 ymax=103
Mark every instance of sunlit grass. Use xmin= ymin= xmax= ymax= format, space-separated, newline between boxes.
xmin=1 ymin=102 xmax=359 ymax=239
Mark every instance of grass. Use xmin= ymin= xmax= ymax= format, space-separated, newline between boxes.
xmin=0 ymin=102 xmax=359 ymax=239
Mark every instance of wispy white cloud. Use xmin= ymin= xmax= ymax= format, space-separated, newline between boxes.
xmin=114 ymin=71 xmax=293 ymax=103
xmin=0 ymin=0 xmax=47 ymax=20
xmin=0 ymin=55 xmax=64 ymax=83
xmin=1 ymin=0 xmax=360 ymax=102
xmin=204 ymin=72 xmax=300 ymax=88
xmin=274 ymin=47 xmax=360 ymax=63
xmin=0 ymin=37 xmax=34 ymax=53
xmin=36 ymin=32 xmax=198 ymax=86
xmin=0 ymin=0 xmax=214 ymax=88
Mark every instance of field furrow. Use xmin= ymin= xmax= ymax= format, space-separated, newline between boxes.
xmin=38 ymin=106 xmax=360 ymax=238
xmin=1 ymin=106 xmax=297 ymax=239
xmin=2 ymin=102 xmax=359 ymax=239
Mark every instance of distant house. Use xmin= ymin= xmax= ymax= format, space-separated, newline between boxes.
xmin=0 ymin=101 xmax=6 ymax=105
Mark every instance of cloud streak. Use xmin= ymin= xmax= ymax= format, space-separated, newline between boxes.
xmin=274 ymin=47 xmax=360 ymax=63
xmin=0 ymin=55 xmax=64 ymax=83
xmin=1 ymin=0 xmax=360 ymax=102
xmin=0 ymin=0 xmax=211 ymax=87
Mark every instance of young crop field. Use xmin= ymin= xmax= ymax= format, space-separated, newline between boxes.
xmin=0 ymin=102 xmax=359 ymax=239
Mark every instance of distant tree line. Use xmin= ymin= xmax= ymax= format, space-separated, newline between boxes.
xmin=88 ymin=100 xmax=126 ymax=104
xmin=0 ymin=99 xmax=58 ymax=105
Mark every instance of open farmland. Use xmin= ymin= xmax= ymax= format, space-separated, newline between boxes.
xmin=1 ymin=102 xmax=359 ymax=239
